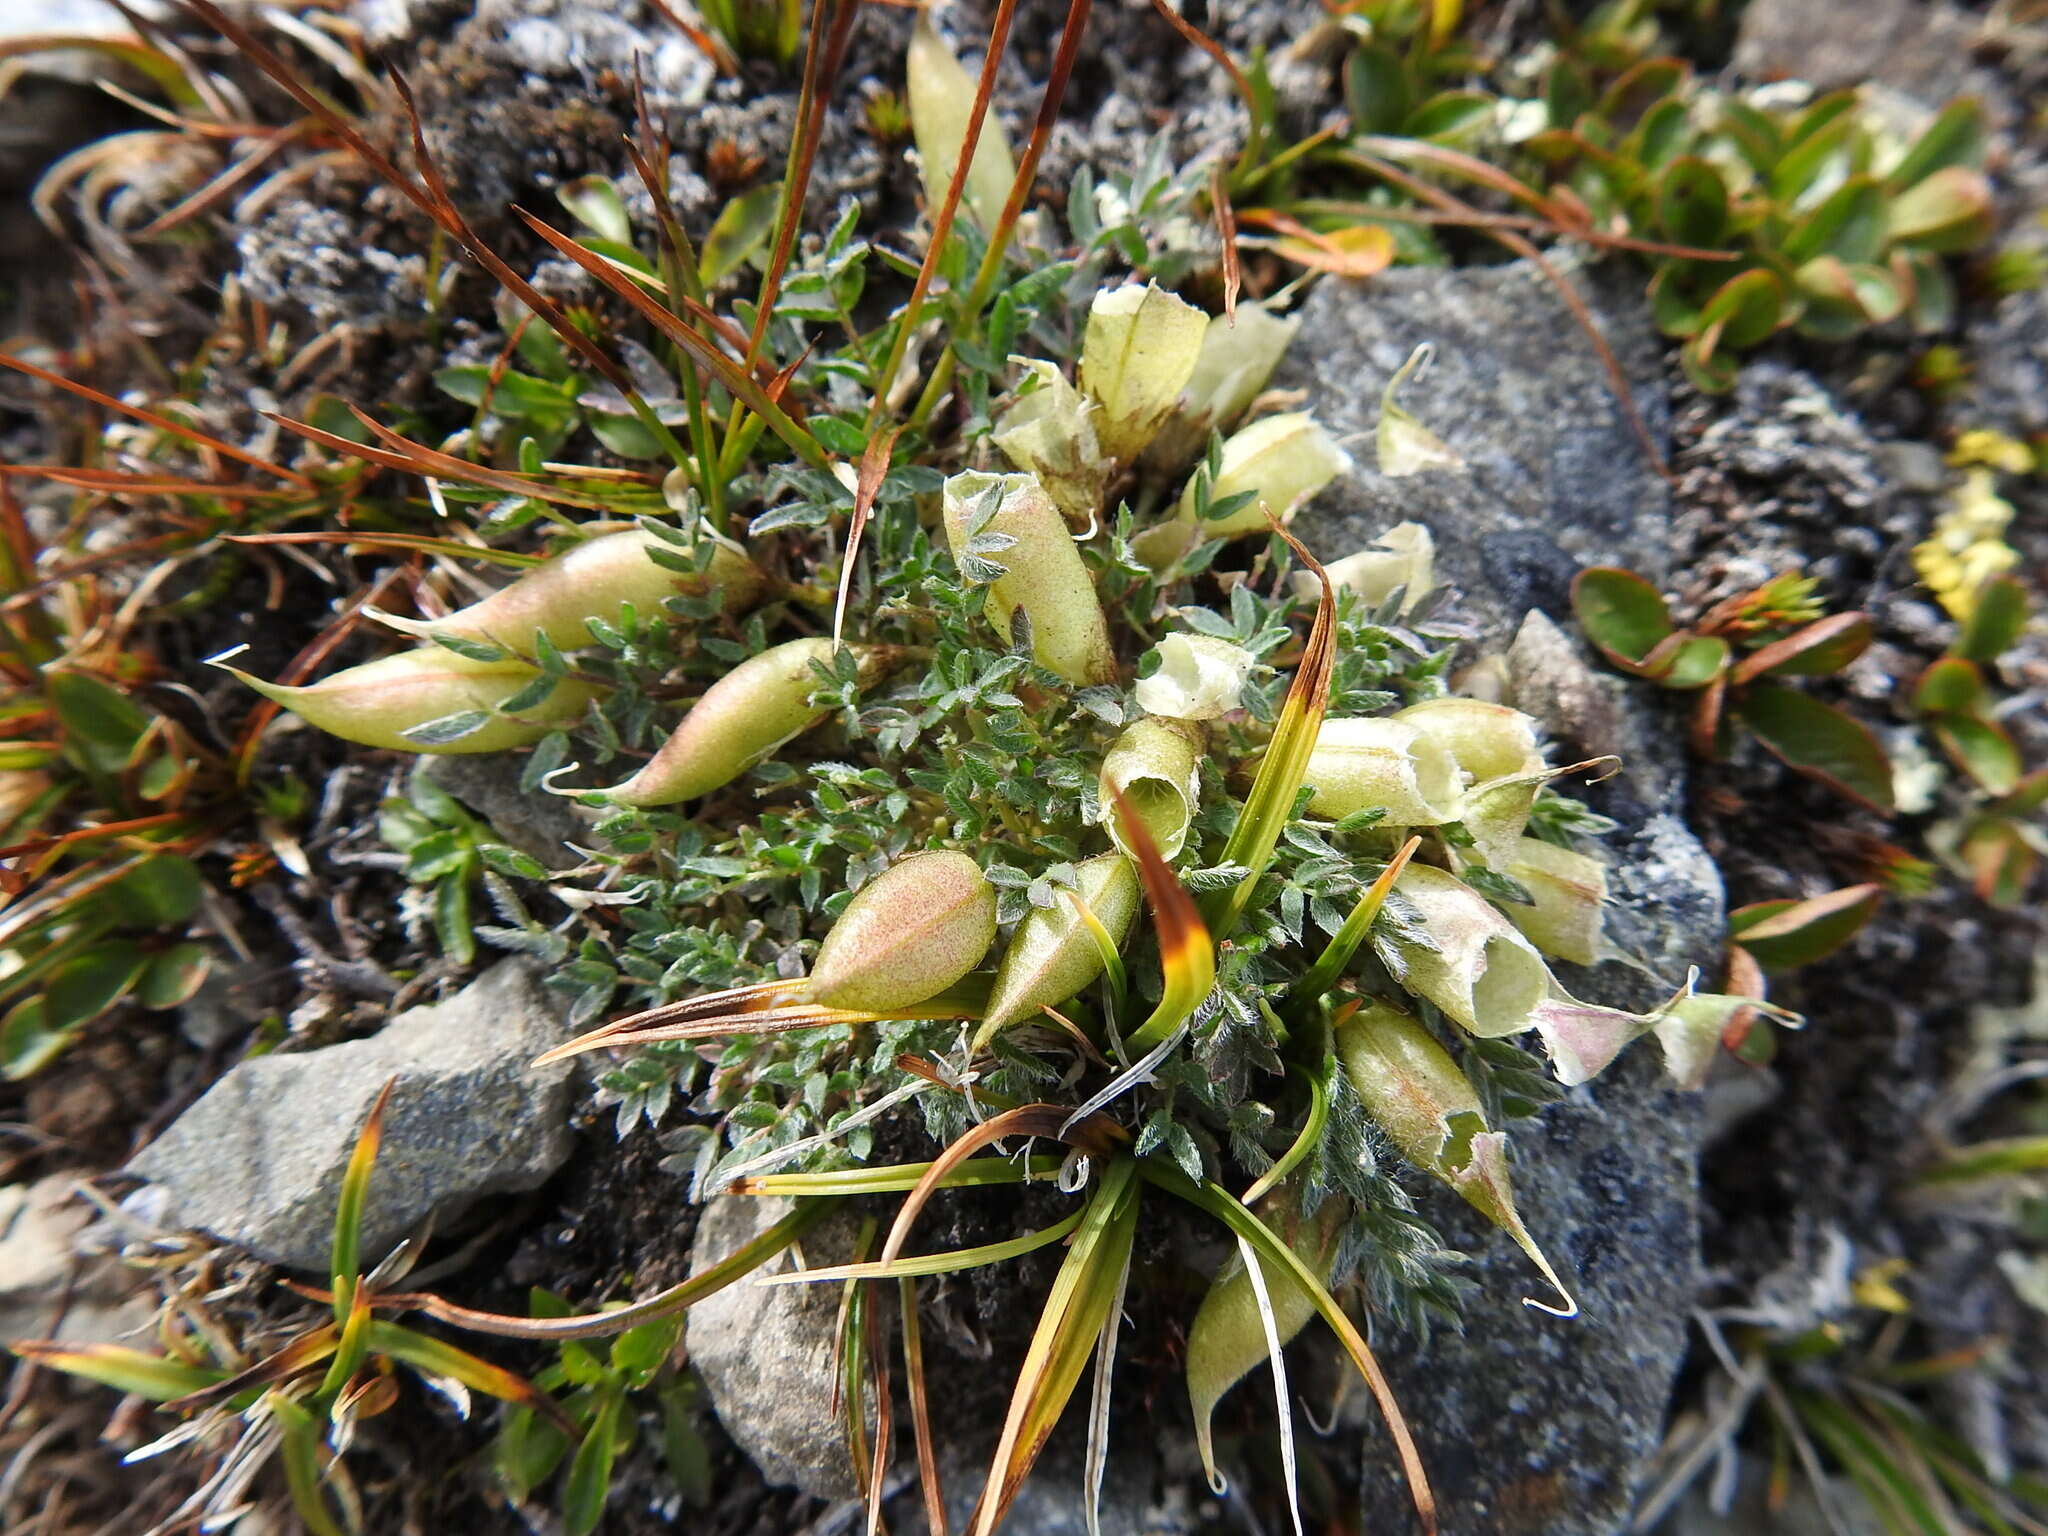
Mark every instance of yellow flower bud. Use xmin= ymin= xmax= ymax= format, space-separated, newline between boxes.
xmin=1099 ymin=716 xmax=1202 ymax=861
xmin=991 ymin=360 xmax=1109 ymax=528
xmin=221 ymin=649 xmax=596 ymax=755
xmin=1337 ymin=1000 xmax=1575 ymax=1315
xmin=1078 ymin=282 xmax=1209 ymax=464
xmin=379 ymin=525 xmax=762 ymax=658
xmin=1301 ymin=717 xmax=1465 ymax=825
xmin=601 ymin=639 xmax=894 ymax=806
xmin=906 ymin=15 xmax=1018 ymax=232
xmin=940 ymin=470 xmax=1115 ymax=686
xmin=1501 ymin=837 xmax=1608 ymax=967
xmin=807 ymin=850 xmax=997 ymax=1011
xmin=1175 ymin=412 xmax=1352 ymax=538
xmin=1387 ymin=864 xmax=1552 ymax=1038
xmin=979 ymin=852 xmax=1139 ymax=1038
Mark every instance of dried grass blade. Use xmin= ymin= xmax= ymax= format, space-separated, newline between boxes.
xmin=901 ymin=1276 xmax=948 ymax=1536
xmin=833 ymin=424 xmax=898 ymax=646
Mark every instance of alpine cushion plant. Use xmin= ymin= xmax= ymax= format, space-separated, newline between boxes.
xmin=209 ymin=263 xmax=1760 ymax=1524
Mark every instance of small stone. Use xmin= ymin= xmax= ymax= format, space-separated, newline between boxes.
xmin=0 ymin=1176 xmax=154 ymax=1348
xmin=126 ymin=960 xmax=577 ymax=1272
xmin=422 ymin=754 xmax=592 ymax=870
xmin=685 ymin=1196 xmax=875 ymax=1499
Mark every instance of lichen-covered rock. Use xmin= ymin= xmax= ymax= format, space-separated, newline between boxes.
xmin=1283 ymin=263 xmax=1721 ymax=1536
xmin=126 ymin=959 xmax=577 ymax=1271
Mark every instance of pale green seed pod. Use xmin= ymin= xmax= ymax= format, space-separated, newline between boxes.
xmin=1502 ymin=837 xmax=1608 ymax=967
xmin=1143 ymin=299 xmax=1302 ymax=473
xmin=1132 ymin=634 xmax=1255 ymax=722
xmin=907 ymin=15 xmax=1017 ymax=232
xmin=991 ymin=360 xmax=1109 ymax=528
xmin=1336 ymin=1000 xmax=1575 ymax=1316
xmin=601 ymin=639 xmax=892 ymax=806
xmin=1078 ymin=282 xmax=1209 ymax=465
xmin=1301 ymin=717 xmax=1465 ymax=825
xmin=1174 ymin=412 xmax=1351 ymax=538
xmin=807 ymin=851 xmax=997 ymax=1011
xmin=1099 ymin=717 xmax=1202 ymax=860
xmin=380 ymin=526 xmax=763 ymax=658
xmin=1185 ymin=1186 xmax=1342 ymax=1491
xmin=1460 ymin=774 xmax=1546 ymax=873
xmin=1387 ymin=864 xmax=1552 ymax=1038
xmin=1393 ymin=698 xmax=1543 ymax=783
xmin=940 ymin=470 xmax=1115 ymax=686
xmin=979 ymin=852 xmax=1139 ymax=1038
xmin=222 ymin=649 xmax=596 ymax=755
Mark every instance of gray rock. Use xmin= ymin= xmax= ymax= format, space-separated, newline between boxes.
xmin=685 ymin=1195 xmax=875 ymax=1499
xmin=127 ymin=960 xmax=577 ymax=1272
xmin=1731 ymin=0 xmax=2007 ymax=125
xmin=0 ymin=1176 xmax=155 ymax=1349
xmin=1283 ymin=264 xmax=1722 ymax=1536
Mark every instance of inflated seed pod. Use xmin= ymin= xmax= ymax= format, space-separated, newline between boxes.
xmin=991 ymin=360 xmax=1108 ymax=528
xmin=940 ymin=470 xmax=1115 ymax=686
xmin=1501 ymin=837 xmax=1608 ymax=967
xmin=1387 ymin=863 xmax=1552 ymax=1037
xmin=1290 ymin=522 xmax=1435 ymax=617
xmin=1099 ymin=717 xmax=1202 ymax=860
xmin=1392 ymin=697 xmax=1543 ymax=783
xmin=599 ymin=639 xmax=894 ymax=807
xmin=1336 ymin=1000 xmax=1575 ymax=1316
xmin=1132 ymin=634 xmax=1254 ymax=722
xmin=222 ymin=649 xmax=596 ymax=755
xmin=1184 ymin=1185 xmax=1343 ymax=1490
xmin=906 ymin=14 xmax=1018 ymax=232
xmin=807 ymin=851 xmax=997 ymax=1011
xmin=1173 ymin=412 xmax=1351 ymax=538
xmin=1301 ymin=717 xmax=1465 ymax=825
xmin=382 ymin=526 xmax=762 ymax=657
xmin=1144 ymin=299 xmax=1301 ymax=473
xmin=978 ymin=852 xmax=1140 ymax=1039
xmin=1078 ymin=282 xmax=1209 ymax=465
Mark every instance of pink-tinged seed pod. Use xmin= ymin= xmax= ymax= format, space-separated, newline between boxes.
xmin=807 ymin=851 xmax=998 ymax=1011
xmin=600 ymin=639 xmax=894 ymax=807
xmin=384 ymin=526 xmax=763 ymax=657
xmin=1336 ymin=1000 xmax=1576 ymax=1316
xmin=221 ymin=649 xmax=596 ymax=755
xmin=978 ymin=852 xmax=1140 ymax=1039
xmin=1501 ymin=837 xmax=1608 ymax=967
xmin=1301 ymin=717 xmax=1465 ymax=825
xmin=940 ymin=470 xmax=1115 ymax=686
xmin=1387 ymin=863 xmax=1552 ymax=1037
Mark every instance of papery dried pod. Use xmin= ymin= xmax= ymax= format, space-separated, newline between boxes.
xmin=906 ymin=14 xmax=1018 ymax=232
xmin=1144 ymin=299 xmax=1301 ymax=472
xmin=1184 ymin=1184 xmax=1343 ymax=1489
xmin=1175 ymin=412 xmax=1352 ymax=539
xmin=808 ymin=850 xmax=998 ymax=1011
xmin=1301 ymin=717 xmax=1465 ymax=825
xmin=940 ymin=470 xmax=1115 ymax=685
xmin=1099 ymin=717 xmax=1202 ymax=861
xmin=1336 ymin=1000 xmax=1576 ymax=1315
xmin=1501 ymin=837 xmax=1608 ymax=967
xmin=991 ymin=359 xmax=1109 ymax=527
xmin=377 ymin=525 xmax=762 ymax=657
xmin=977 ymin=851 xmax=1140 ymax=1040
xmin=221 ymin=649 xmax=596 ymax=755
xmin=1078 ymin=282 xmax=1209 ymax=465
xmin=600 ymin=639 xmax=894 ymax=806
xmin=1292 ymin=522 xmax=1435 ymax=617
xmin=1383 ymin=863 xmax=1552 ymax=1038
xmin=1393 ymin=697 xmax=1543 ymax=783
xmin=1133 ymin=634 xmax=1255 ymax=722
